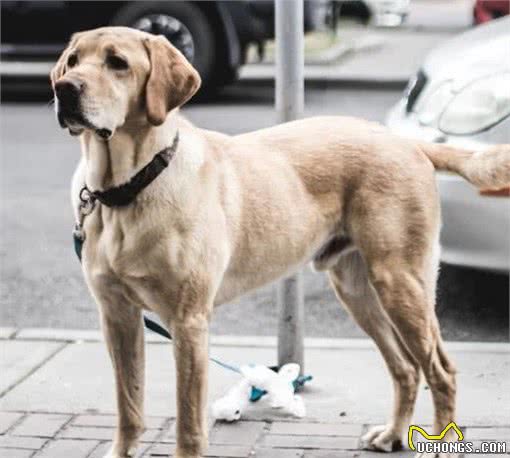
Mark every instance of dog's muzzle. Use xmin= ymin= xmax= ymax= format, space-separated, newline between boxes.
xmin=54 ymin=78 xmax=93 ymax=135
xmin=54 ymin=79 xmax=111 ymax=139
xmin=55 ymin=79 xmax=84 ymax=125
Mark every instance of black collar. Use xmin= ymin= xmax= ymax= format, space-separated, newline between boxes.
xmin=87 ymin=131 xmax=179 ymax=207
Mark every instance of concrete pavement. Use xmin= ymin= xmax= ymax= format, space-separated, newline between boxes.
xmin=1 ymin=329 xmax=509 ymax=457
xmin=241 ymin=27 xmax=456 ymax=85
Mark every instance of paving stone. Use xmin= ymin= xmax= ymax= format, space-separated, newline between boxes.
xmin=210 ymin=421 xmax=266 ymax=445
xmin=88 ymin=442 xmax=112 ymax=458
xmin=72 ymin=415 xmax=117 ymax=428
xmin=158 ymin=419 xmax=214 ymax=444
xmin=0 ymin=435 xmax=47 ymax=449
xmin=465 ymin=455 xmax=501 ymax=458
xmin=205 ymin=444 xmax=258 ymax=457
xmin=254 ymin=447 xmax=304 ymax=458
xmin=15 ymin=328 xmax=170 ymax=344
xmin=356 ymin=450 xmax=413 ymax=458
xmin=263 ymin=434 xmax=358 ymax=450
xmin=58 ymin=425 xmax=160 ymax=442
xmin=305 ymin=451 xmax=356 ymax=458
xmin=147 ymin=443 xmax=253 ymax=457
xmin=270 ymin=423 xmax=362 ymax=437
xmin=88 ymin=442 xmax=150 ymax=458
xmin=140 ymin=429 xmax=161 ymax=443
xmin=152 ymin=429 xmax=176 ymax=444
xmin=11 ymin=413 xmax=71 ymax=437
xmin=35 ymin=439 xmax=99 ymax=458
xmin=0 ymin=341 xmax=64 ymax=396
xmin=465 ymin=427 xmax=510 ymax=440
xmin=145 ymin=443 xmax=176 ymax=456
xmin=143 ymin=416 xmax=171 ymax=430
xmin=15 ymin=328 xmax=103 ymax=342
xmin=0 ymin=449 xmax=34 ymax=458
xmin=58 ymin=426 xmax=114 ymax=441
xmin=0 ymin=412 xmax=25 ymax=434
xmin=73 ymin=414 xmax=167 ymax=429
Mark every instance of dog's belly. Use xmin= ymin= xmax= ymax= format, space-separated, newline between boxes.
xmin=213 ymin=144 xmax=347 ymax=305
xmin=214 ymin=223 xmax=334 ymax=306
xmin=215 ymin=253 xmax=314 ymax=306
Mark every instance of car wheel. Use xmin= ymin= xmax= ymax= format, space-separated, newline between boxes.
xmin=436 ymin=263 xmax=509 ymax=341
xmin=337 ymin=0 xmax=370 ymax=24
xmin=111 ymin=1 xmax=216 ymax=91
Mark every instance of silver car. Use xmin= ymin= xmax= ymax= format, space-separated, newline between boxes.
xmin=387 ymin=17 xmax=510 ymax=272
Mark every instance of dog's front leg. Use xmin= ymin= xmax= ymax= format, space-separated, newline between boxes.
xmin=99 ymin=301 xmax=146 ymax=458
xmin=170 ymin=314 xmax=210 ymax=458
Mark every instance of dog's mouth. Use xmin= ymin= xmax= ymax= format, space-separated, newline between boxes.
xmin=57 ymin=109 xmax=88 ymax=135
xmin=56 ymin=100 xmax=113 ymax=140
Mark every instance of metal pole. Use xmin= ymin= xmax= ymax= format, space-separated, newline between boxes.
xmin=275 ymin=0 xmax=305 ymax=371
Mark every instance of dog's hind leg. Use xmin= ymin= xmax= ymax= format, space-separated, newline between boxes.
xmin=364 ymin=248 xmax=457 ymax=456
xmin=329 ymin=251 xmax=421 ymax=452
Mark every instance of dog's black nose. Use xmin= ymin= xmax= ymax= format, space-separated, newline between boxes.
xmin=54 ymin=79 xmax=83 ymax=108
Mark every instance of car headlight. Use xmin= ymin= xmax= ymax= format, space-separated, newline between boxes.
xmin=438 ymin=73 xmax=510 ymax=135
xmin=416 ymin=81 xmax=453 ymax=126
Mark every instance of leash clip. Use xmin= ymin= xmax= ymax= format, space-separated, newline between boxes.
xmin=79 ymin=187 xmax=96 ymax=216
xmin=73 ymin=223 xmax=86 ymax=242
xmin=73 ymin=186 xmax=97 ymax=243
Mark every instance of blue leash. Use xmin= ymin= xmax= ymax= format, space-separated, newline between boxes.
xmin=142 ymin=316 xmax=241 ymax=374
xmin=142 ymin=316 xmax=312 ymax=401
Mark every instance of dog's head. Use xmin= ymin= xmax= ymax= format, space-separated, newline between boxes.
xmin=50 ymin=26 xmax=201 ymax=138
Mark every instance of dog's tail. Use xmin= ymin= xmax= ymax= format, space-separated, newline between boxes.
xmin=420 ymin=143 xmax=510 ymax=190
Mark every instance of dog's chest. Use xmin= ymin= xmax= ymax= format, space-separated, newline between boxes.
xmin=84 ymin=226 xmax=192 ymax=314
xmin=84 ymin=209 xmax=184 ymax=287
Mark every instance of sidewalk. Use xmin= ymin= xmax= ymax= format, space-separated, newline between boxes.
xmin=241 ymin=27 xmax=455 ymax=85
xmin=1 ymin=328 xmax=509 ymax=457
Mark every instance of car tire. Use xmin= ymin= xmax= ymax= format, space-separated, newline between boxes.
xmin=337 ymin=1 xmax=370 ymax=24
xmin=436 ymin=263 xmax=509 ymax=341
xmin=111 ymin=1 xmax=216 ymax=91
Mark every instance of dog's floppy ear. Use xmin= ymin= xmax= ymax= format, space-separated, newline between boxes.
xmin=50 ymin=32 xmax=82 ymax=88
xmin=144 ymin=35 xmax=201 ymax=126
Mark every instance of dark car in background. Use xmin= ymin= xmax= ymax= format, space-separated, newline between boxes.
xmin=1 ymin=0 xmax=328 ymax=93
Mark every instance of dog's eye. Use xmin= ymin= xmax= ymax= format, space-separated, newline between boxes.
xmin=67 ymin=54 xmax=78 ymax=68
xmin=107 ymin=55 xmax=129 ymax=71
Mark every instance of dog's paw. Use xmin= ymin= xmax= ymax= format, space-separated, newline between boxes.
xmin=360 ymin=425 xmax=403 ymax=452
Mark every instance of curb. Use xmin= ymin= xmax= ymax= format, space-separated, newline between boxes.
xmin=240 ymin=65 xmax=410 ymax=87
xmin=2 ymin=327 xmax=509 ymax=352
xmin=239 ymin=76 xmax=408 ymax=90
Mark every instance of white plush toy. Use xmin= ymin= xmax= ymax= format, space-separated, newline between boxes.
xmin=211 ymin=378 xmax=251 ymax=422
xmin=212 ymin=363 xmax=306 ymax=421
xmin=140 ymin=315 xmax=309 ymax=422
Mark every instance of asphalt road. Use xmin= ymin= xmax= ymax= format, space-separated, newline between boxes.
xmin=1 ymin=81 xmax=508 ymax=341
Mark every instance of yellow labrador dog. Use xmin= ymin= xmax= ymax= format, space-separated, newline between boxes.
xmin=50 ymin=27 xmax=510 ymax=458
